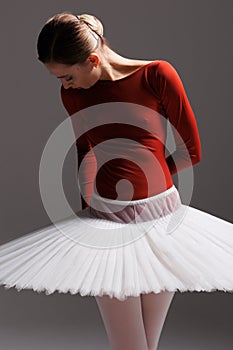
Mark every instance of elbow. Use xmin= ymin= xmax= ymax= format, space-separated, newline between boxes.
xmin=191 ymin=150 xmax=202 ymax=165
xmin=190 ymin=141 xmax=202 ymax=164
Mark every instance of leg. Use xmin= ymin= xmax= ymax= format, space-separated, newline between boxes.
xmin=95 ymin=294 xmax=149 ymax=350
xmin=141 ymin=291 xmax=175 ymax=350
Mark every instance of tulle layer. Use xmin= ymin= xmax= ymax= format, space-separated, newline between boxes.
xmin=0 ymin=184 xmax=233 ymax=301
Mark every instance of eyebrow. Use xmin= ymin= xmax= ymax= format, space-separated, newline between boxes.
xmin=56 ymin=74 xmax=69 ymax=79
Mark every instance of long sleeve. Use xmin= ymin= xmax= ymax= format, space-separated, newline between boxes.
xmin=150 ymin=60 xmax=202 ymax=175
xmin=60 ymin=87 xmax=97 ymax=210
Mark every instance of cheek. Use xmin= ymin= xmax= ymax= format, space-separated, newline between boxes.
xmin=76 ymin=68 xmax=99 ymax=86
xmin=89 ymin=69 xmax=100 ymax=83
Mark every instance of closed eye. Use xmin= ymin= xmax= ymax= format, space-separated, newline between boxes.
xmin=66 ymin=75 xmax=73 ymax=82
xmin=56 ymin=74 xmax=73 ymax=81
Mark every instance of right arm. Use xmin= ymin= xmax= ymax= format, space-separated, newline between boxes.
xmin=60 ymin=86 xmax=97 ymax=210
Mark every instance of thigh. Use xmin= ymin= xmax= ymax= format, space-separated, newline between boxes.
xmin=141 ymin=291 xmax=175 ymax=350
xmin=95 ymin=294 xmax=148 ymax=350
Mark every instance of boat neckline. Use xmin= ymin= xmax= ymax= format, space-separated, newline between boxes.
xmin=93 ymin=60 xmax=159 ymax=85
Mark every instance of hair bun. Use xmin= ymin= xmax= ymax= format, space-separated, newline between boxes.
xmin=77 ymin=13 xmax=104 ymax=38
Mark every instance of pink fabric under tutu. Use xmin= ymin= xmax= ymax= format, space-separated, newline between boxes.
xmin=0 ymin=184 xmax=233 ymax=301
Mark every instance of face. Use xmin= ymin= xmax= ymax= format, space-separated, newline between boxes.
xmin=44 ymin=55 xmax=101 ymax=90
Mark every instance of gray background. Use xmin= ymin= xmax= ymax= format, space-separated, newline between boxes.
xmin=0 ymin=0 xmax=232 ymax=349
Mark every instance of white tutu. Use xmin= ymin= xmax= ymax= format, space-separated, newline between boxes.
xmin=0 ymin=184 xmax=233 ymax=301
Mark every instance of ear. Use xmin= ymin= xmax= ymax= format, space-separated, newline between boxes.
xmin=88 ymin=53 xmax=99 ymax=68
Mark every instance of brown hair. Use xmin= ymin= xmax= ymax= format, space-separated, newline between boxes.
xmin=37 ymin=12 xmax=110 ymax=65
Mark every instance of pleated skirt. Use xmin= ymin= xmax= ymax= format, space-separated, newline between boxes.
xmin=0 ymin=184 xmax=233 ymax=301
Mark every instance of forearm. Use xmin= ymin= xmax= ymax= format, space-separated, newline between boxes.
xmin=165 ymin=151 xmax=201 ymax=175
xmin=77 ymin=150 xmax=97 ymax=210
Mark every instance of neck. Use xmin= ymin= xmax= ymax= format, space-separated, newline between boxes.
xmin=97 ymin=47 xmax=137 ymax=80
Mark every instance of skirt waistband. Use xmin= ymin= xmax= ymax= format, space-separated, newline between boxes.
xmin=90 ymin=184 xmax=177 ymax=206
xmin=89 ymin=184 xmax=182 ymax=224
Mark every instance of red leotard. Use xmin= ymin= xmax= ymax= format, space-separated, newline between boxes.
xmin=60 ymin=60 xmax=202 ymax=208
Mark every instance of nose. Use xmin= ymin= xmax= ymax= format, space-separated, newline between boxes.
xmin=60 ymin=78 xmax=72 ymax=90
xmin=62 ymin=82 xmax=72 ymax=90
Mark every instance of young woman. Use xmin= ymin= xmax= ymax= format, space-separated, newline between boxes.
xmin=0 ymin=12 xmax=233 ymax=350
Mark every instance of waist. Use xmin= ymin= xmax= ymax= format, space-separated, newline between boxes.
xmin=91 ymin=184 xmax=176 ymax=205
xmin=94 ymin=164 xmax=173 ymax=201
xmin=89 ymin=184 xmax=182 ymax=223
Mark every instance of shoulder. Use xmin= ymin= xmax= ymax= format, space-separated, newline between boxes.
xmin=60 ymin=85 xmax=78 ymax=115
xmin=60 ymin=84 xmax=75 ymax=98
xmin=146 ymin=60 xmax=184 ymax=93
xmin=147 ymin=60 xmax=181 ymax=78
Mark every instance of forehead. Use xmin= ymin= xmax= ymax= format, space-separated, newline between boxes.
xmin=44 ymin=62 xmax=79 ymax=77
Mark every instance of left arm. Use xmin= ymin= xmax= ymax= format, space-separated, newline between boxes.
xmin=151 ymin=60 xmax=202 ymax=175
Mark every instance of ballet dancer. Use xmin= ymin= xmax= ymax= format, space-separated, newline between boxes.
xmin=0 ymin=11 xmax=232 ymax=350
